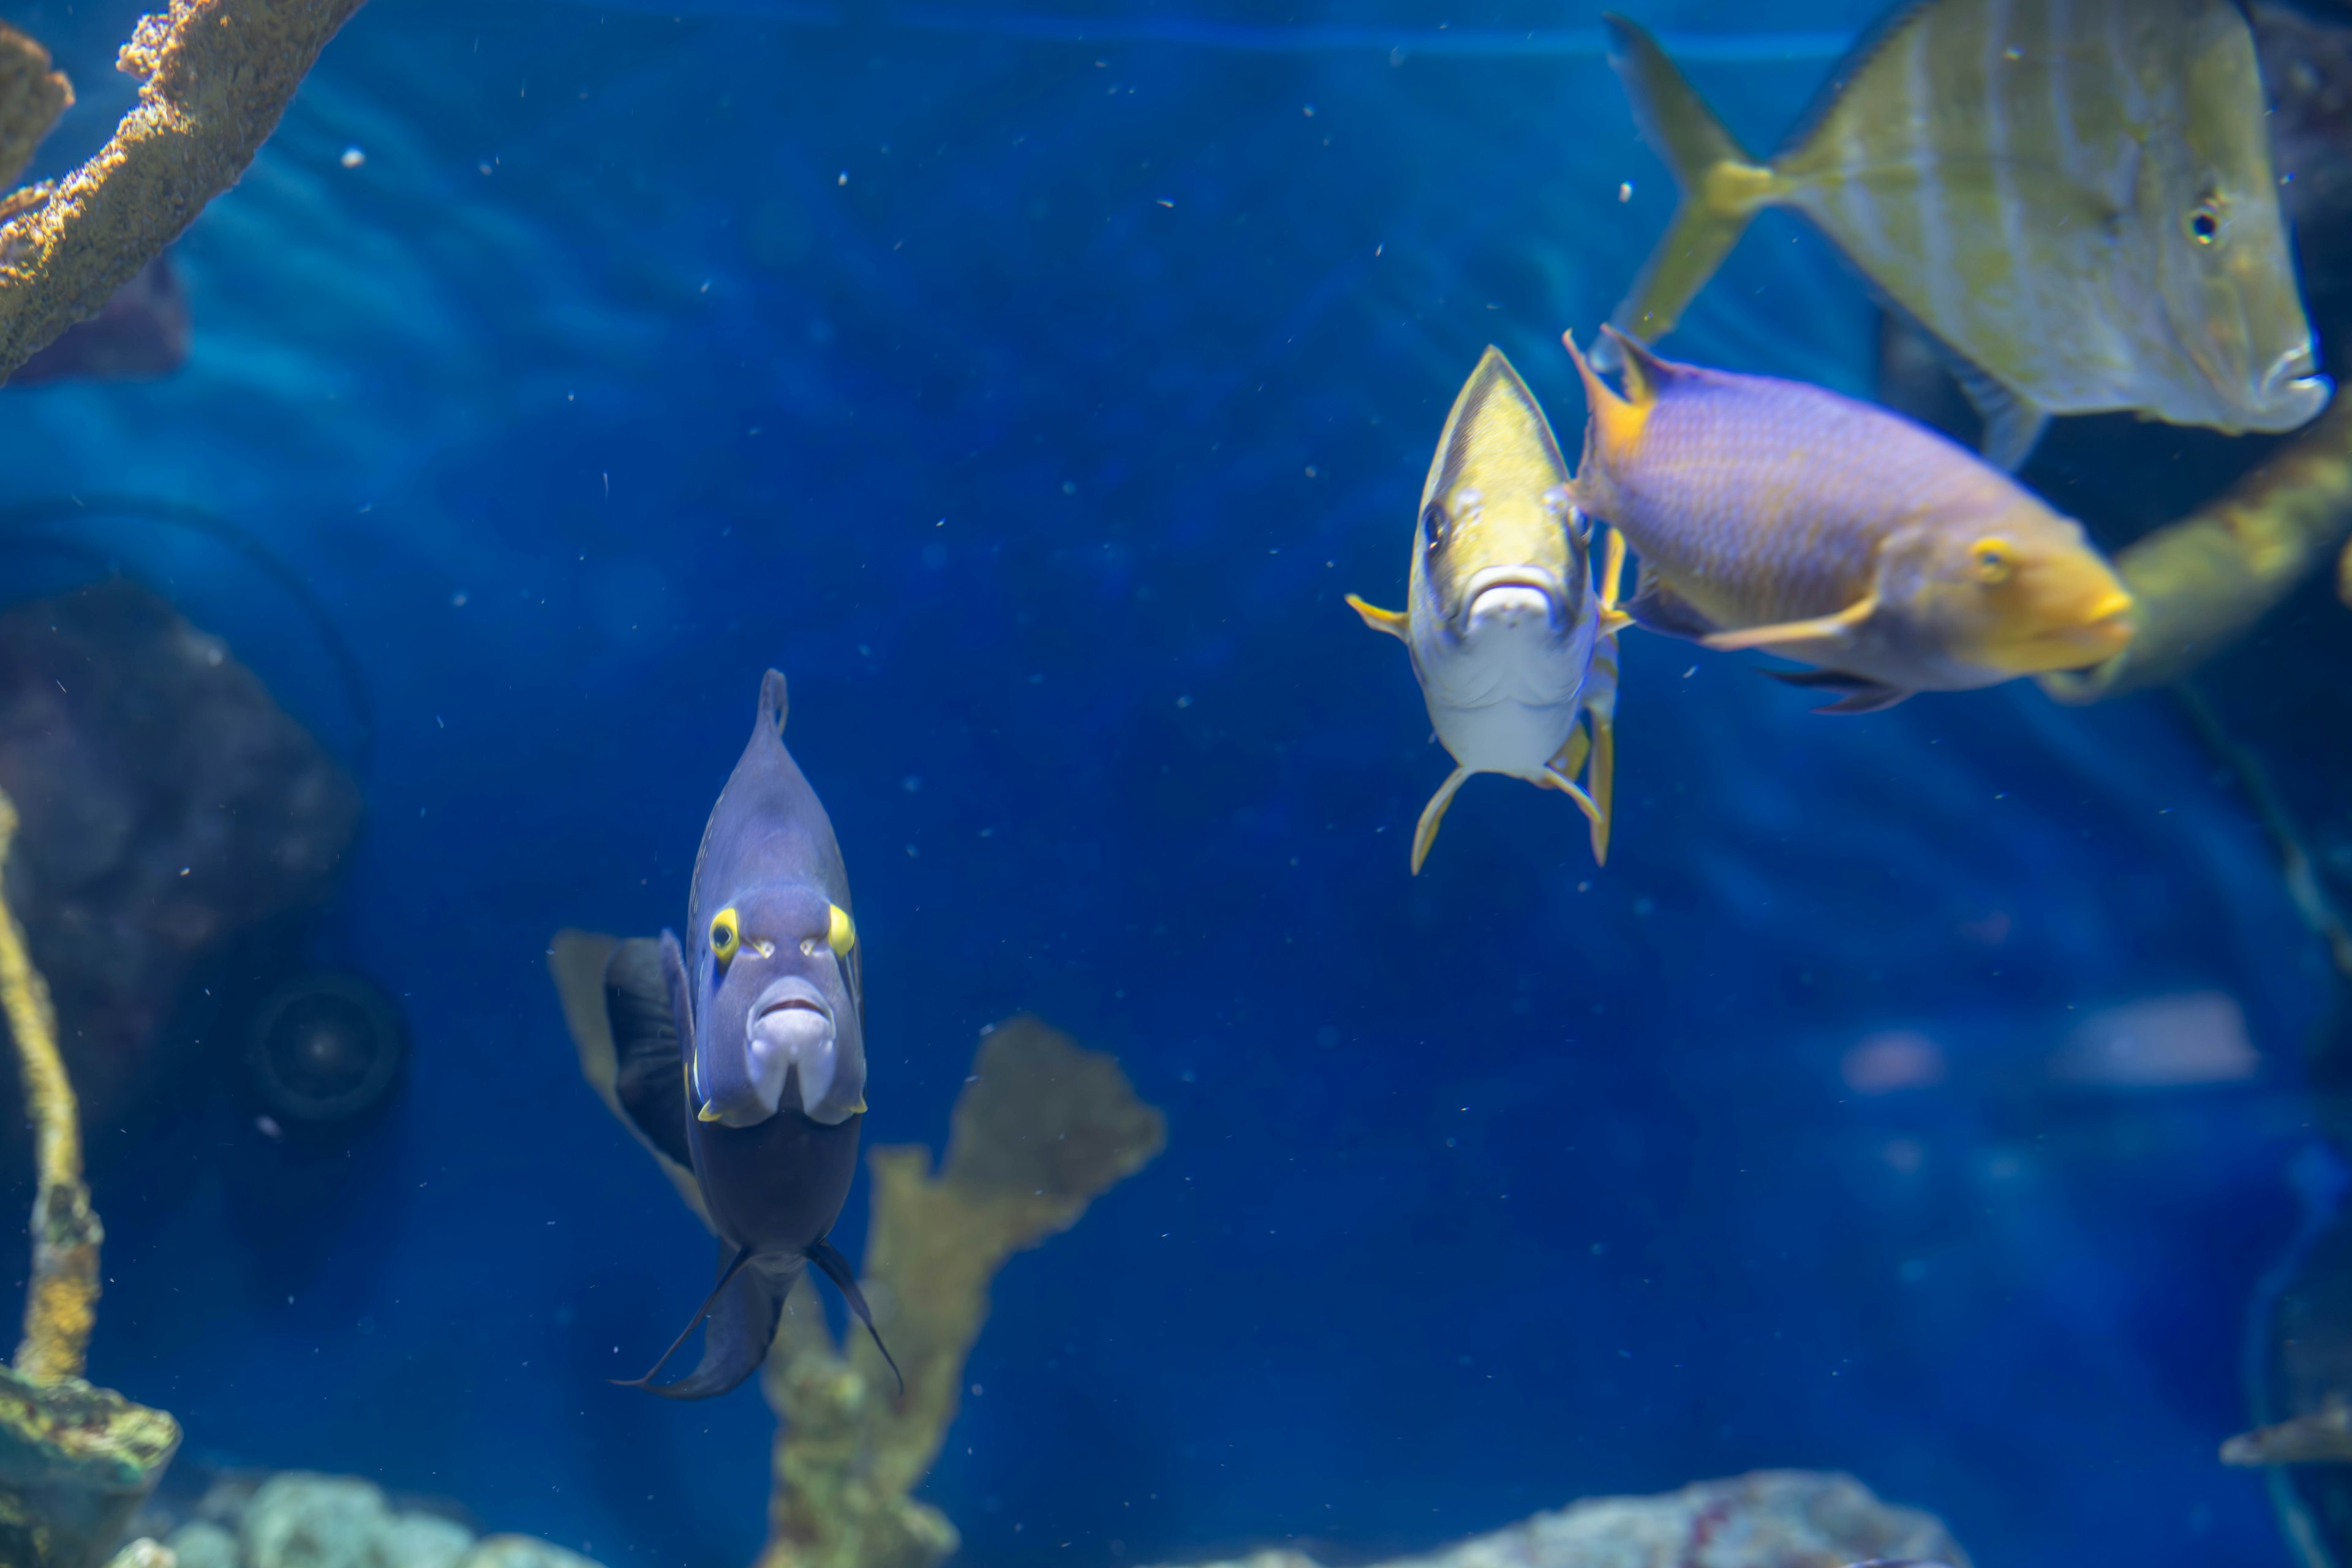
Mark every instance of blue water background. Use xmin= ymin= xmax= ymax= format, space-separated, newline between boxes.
xmin=0 ymin=1 xmax=2335 ymax=1565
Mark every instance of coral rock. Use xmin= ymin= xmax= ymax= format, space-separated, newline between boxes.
xmin=100 ymin=1542 xmax=174 ymax=1568
xmin=452 ymin=1537 xmax=604 ymax=1568
xmin=241 ymin=1475 xmax=390 ymax=1568
xmin=160 ymin=1523 xmax=235 ymax=1568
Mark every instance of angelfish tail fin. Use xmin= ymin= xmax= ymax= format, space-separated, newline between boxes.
xmin=807 ymin=1235 xmax=905 ymax=1396
xmin=616 ymin=1244 xmax=788 ymax=1401
xmin=1596 ymin=12 xmax=1777 ymax=365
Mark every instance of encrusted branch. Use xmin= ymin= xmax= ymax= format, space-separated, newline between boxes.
xmin=0 ymin=791 xmax=97 ymax=1383
xmin=0 ymin=0 xmax=367 ymax=381
xmin=2043 ymin=396 xmax=2352 ymax=701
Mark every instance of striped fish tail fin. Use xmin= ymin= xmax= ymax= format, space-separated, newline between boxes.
xmin=1597 ymin=12 xmax=1779 ymax=370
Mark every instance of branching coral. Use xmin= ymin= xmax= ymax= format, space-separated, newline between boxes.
xmin=0 ymin=0 xmax=366 ymax=381
xmin=2041 ymin=396 xmax=2352 ymax=702
xmin=758 ymin=1015 xmax=1166 ymax=1568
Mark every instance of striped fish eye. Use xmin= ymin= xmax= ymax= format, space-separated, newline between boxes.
xmin=1421 ymin=500 xmax=1449 ymax=556
xmin=2188 ymin=199 xmax=2224 ymax=246
xmin=709 ymin=907 xmax=741 ymax=963
xmin=1969 ymin=538 xmax=2015 ymax=586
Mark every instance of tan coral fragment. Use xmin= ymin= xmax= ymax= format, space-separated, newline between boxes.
xmin=0 ymin=0 xmax=366 ymax=381
xmin=0 ymin=26 xmax=71 ymax=195
xmin=760 ymin=1016 xmax=1167 ymax=1568
xmin=2043 ymin=396 xmax=2352 ymax=701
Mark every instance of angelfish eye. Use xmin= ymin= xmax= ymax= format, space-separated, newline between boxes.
xmin=2188 ymin=200 xmax=2222 ymax=245
xmin=827 ymin=903 xmax=856 ymax=954
xmin=1970 ymin=538 xmax=2015 ymax=585
xmin=709 ymin=907 xmax=741 ymax=963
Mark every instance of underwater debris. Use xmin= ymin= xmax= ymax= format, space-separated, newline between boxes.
xmin=2038 ymin=395 xmax=2352 ymax=703
xmin=1153 ymin=1471 xmax=1966 ymax=1568
xmin=756 ymin=1015 xmax=1164 ymax=1568
xmin=0 ymin=0 xmax=364 ymax=382
xmin=0 ymin=581 xmax=363 ymax=1137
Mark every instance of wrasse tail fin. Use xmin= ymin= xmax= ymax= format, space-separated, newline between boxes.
xmin=1700 ymin=592 xmax=1878 ymax=654
xmin=1947 ymin=354 xmax=2049 ymax=472
xmin=616 ymin=1243 xmax=786 ymax=1400
xmin=1344 ymin=594 xmax=1410 ymax=641
xmin=1596 ymin=12 xmax=1778 ymax=366
xmin=1410 ymin=766 xmax=1473 ymax=875
xmin=807 ymin=1235 xmax=905 ymax=1396
xmin=1759 ymin=666 xmax=1910 ymax=714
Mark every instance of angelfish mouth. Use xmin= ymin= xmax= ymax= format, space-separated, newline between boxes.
xmin=737 ymin=978 xmax=837 ymax=1120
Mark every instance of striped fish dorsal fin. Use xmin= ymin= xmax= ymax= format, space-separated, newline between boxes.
xmin=1774 ymin=0 xmax=1936 ymax=163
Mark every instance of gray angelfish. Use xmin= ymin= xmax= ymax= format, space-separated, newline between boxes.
xmin=603 ymin=668 xmax=899 ymax=1401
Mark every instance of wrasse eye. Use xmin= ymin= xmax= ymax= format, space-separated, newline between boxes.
xmin=1970 ymin=538 xmax=2015 ymax=585
xmin=2188 ymin=199 xmax=2223 ymax=245
xmin=709 ymin=907 xmax=741 ymax=962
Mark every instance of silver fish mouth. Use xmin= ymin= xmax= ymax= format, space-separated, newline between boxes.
xmin=1451 ymin=564 xmax=1571 ymax=636
xmin=2252 ymin=346 xmax=2331 ymax=426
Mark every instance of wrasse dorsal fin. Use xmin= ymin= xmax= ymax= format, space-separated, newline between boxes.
xmin=1344 ymin=594 xmax=1410 ymax=641
xmin=1563 ymin=330 xmax=1654 ymax=463
xmin=1599 ymin=13 xmax=1776 ymax=353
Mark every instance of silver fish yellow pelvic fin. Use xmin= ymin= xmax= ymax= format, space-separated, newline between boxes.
xmin=1346 ymin=594 xmax=1411 ymax=640
xmin=1411 ymin=766 xmax=1474 ymax=876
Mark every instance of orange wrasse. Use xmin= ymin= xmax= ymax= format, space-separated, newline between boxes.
xmin=1564 ymin=327 xmax=2132 ymax=713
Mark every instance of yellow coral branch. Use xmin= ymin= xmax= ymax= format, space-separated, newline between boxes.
xmin=0 ymin=0 xmax=367 ymax=381
xmin=2042 ymin=396 xmax=2352 ymax=703
xmin=0 ymin=26 xmax=70 ymax=194
xmin=0 ymin=789 xmax=100 ymax=1383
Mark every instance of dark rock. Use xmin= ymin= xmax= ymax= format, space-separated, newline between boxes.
xmin=0 ymin=579 xmax=361 ymax=1134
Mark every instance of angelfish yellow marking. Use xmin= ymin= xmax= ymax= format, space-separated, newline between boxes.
xmin=710 ymin=907 xmax=741 ymax=963
xmin=826 ymin=903 xmax=855 ymax=953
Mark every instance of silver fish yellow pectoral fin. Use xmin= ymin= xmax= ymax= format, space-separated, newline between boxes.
xmin=1346 ymin=594 xmax=1411 ymax=641
xmin=1411 ymin=766 xmax=1474 ymax=875
xmin=1594 ymin=524 xmax=1634 ymax=638
xmin=1698 ymin=592 xmax=1879 ymax=654
xmin=1597 ymin=13 xmax=1782 ymax=363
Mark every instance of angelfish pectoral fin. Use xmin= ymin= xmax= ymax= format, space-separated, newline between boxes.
xmin=1345 ymin=594 xmax=1411 ymax=641
xmin=1758 ymin=666 xmax=1910 ymax=714
xmin=807 ymin=1235 xmax=904 ymax=1396
xmin=615 ymin=1243 xmax=788 ymax=1401
xmin=1699 ymin=594 xmax=1877 ymax=654
xmin=1410 ymin=766 xmax=1474 ymax=875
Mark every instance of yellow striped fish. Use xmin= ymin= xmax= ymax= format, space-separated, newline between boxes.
xmin=1348 ymin=347 xmax=1627 ymax=872
xmin=1599 ymin=1 xmax=2331 ymax=470
xmin=1565 ymin=326 xmax=2133 ymax=712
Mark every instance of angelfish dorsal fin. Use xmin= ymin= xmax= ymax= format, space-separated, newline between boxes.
xmin=758 ymin=667 xmax=790 ymax=736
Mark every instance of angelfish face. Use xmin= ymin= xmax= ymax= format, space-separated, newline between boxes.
xmin=693 ymin=883 xmax=865 ymax=1127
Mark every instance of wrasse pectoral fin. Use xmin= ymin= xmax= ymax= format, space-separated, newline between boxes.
xmin=1596 ymin=12 xmax=1778 ymax=360
xmin=1410 ymin=766 xmax=1474 ymax=875
xmin=807 ymin=1235 xmax=905 ymax=1396
xmin=1760 ymin=667 xmax=1910 ymax=715
xmin=1626 ymin=567 xmax=1719 ymax=641
xmin=1344 ymin=594 xmax=1411 ymax=641
xmin=1699 ymin=592 xmax=1878 ymax=654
